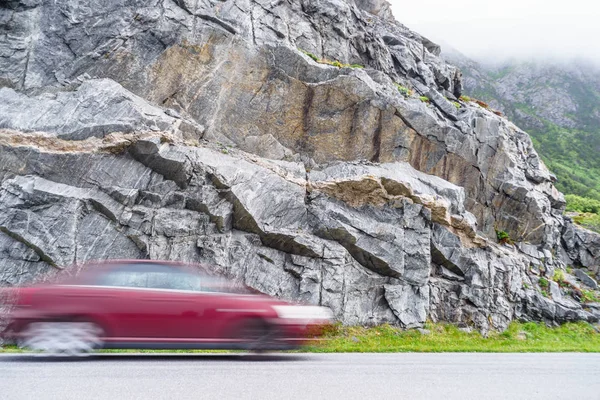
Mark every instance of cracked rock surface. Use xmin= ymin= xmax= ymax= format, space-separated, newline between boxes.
xmin=1 ymin=0 xmax=599 ymax=331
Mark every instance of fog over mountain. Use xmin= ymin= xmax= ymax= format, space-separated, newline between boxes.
xmin=388 ymin=0 xmax=600 ymax=65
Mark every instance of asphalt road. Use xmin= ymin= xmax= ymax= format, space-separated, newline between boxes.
xmin=1 ymin=353 xmax=599 ymax=400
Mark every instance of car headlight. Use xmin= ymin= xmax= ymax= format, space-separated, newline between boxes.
xmin=272 ymin=305 xmax=334 ymax=320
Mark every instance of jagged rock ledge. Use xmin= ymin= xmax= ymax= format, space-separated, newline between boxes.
xmin=1 ymin=130 xmax=598 ymax=332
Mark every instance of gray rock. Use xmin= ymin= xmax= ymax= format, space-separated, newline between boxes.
xmin=562 ymin=221 xmax=600 ymax=270
xmin=241 ymin=134 xmax=295 ymax=161
xmin=384 ymin=283 xmax=429 ymax=328
xmin=438 ymin=266 xmax=465 ymax=282
xmin=563 ymin=273 xmax=581 ymax=290
xmin=0 ymin=80 xmax=203 ymax=140
xmin=0 ymin=0 xmax=563 ymax=250
xmin=0 ymin=0 xmax=597 ymax=333
xmin=574 ymin=269 xmax=598 ymax=290
xmin=0 ymin=133 xmax=566 ymax=331
xmin=549 ymin=281 xmax=562 ymax=300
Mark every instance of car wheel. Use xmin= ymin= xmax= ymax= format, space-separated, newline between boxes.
xmin=19 ymin=321 xmax=104 ymax=357
xmin=235 ymin=319 xmax=275 ymax=353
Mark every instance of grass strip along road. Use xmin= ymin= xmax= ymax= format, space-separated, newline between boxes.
xmin=305 ymin=321 xmax=600 ymax=352
xmin=1 ymin=322 xmax=599 ymax=353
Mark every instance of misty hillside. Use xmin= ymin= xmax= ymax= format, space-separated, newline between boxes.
xmin=443 ymin=50 xmax=600 ymax=206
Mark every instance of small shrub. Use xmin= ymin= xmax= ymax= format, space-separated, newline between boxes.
xmin=419 ymin=96 xmax=430 ymax=103
xmin=566 ymin=266 xmax=574 ymax=274
xmin=553 ymin=269 xmax=565 ymax=283
xmin=331 ymin=60 xmax=343 ymax=68
xmin=496 ymin=230 xmax=512 ymax=245
xmin=541 ymin=290 xmax=550 ymax=298
xmin=581 ymin=290 xmax=600 ymax=303
xmin=559 ymin=280 xmax=572 ymax=288
xmin=395 ymin=84 xmax=412 ymax=97
xmin=459 ymin=95 xmax=471 ymax=102
xmin=349 ymin=64 xmax=365 ymax=69
xmin=452 ymin=101 xmax=461 ymax=109
xmin=492 ymin=110 xmax=503 ymax=117
xmin=539 ymin=277 xmax=549 ymax=289
xmin=523 ymin=283 xmax=531 ymax=289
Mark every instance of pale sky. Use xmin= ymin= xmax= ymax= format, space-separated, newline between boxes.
xmin=388 ymin=0 xmax=600 ymax=64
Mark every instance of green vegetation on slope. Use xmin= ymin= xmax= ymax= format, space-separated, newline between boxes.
xmin=459 ymin=64 xmax=600 ymax=205
xmin=529 ymin=122 xmax=600 ymax=202
xmin=468 ymin=87 xmax=600 ymax=204
xmin=571 ymin=213 xmax=600 ymax=233
xmin=566 ymin=194 xmax=600 ymax=213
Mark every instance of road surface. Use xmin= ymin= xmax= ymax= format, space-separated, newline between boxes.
xmin=1 ymin=353 xmax=598 ymax=399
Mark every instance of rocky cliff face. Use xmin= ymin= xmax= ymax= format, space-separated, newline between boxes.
xmin=443 ymin=49 xmax=600 ymax=203
xmin=1 ymin=0 xmax=599 ymax=332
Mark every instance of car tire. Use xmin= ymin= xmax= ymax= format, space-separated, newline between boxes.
xmin=19 ymin=320 xmax=104 ymax=357
xmin=234 ymin=319 xmax=276 ymax=353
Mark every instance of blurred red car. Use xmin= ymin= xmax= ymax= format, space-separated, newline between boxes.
xmin=0 ymin=260 xmax=333 ymax=355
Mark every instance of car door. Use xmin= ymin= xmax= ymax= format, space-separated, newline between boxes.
xmin=137 ymin=266 xmax=213 ymax=341
xmin=91 ymin=266 xmax=152 ymax=340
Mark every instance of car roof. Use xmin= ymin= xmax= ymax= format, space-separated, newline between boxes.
xmin=89 ymin=259 xmax=188 ymax=266
xmin=73 ymin=260 xmax=222 ymax=277
xmin=83 ymin=259 xmax=209 ymax=269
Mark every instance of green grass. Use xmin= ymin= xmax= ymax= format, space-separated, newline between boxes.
xmin=3 ymin=322 xmax=599 ymax=354
xmin=582 ymin=290 xmax=600 ymax=303
xmin=299 ymin=49 xmax=318 ymax=62
xmin=302 ymin=322 xmax=600 ymax=353
xmin=0 ymin=345 xmax=21 ymax=353
xmin=572 ymin=212 xmax=600 ymax=233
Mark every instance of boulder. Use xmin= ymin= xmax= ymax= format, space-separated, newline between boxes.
xmin=574 ymin=269 xmax=598 ymax=290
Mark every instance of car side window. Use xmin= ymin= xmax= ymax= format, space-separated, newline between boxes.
xmin=146 ymin=272 xmax=203 ymax=292
xmin=97 ymin=270 xmax=148 ymax=288
xmin=95 ymin=264 xmax=214 ymax=292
